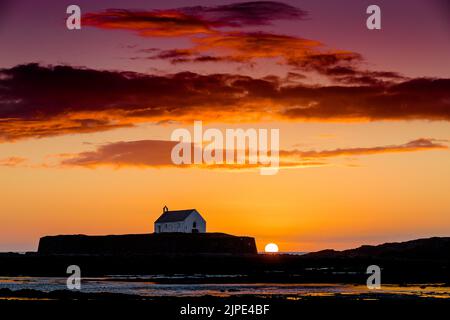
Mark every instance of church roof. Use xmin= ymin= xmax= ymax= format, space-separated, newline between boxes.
xmin=155 ymin=209 xmax=197 ymax=223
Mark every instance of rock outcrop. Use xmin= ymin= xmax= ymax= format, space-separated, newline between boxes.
xmin=303 ymin=237 xmax=450 ymax=260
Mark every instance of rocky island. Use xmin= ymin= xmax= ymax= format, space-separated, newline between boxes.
xmin=38 ymin=232 xmax=257 ymax=255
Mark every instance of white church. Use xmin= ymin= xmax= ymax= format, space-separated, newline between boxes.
xmin=154 ymin=206 xmax=206 ymax=233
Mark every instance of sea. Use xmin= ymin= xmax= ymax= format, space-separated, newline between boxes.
xmin=0 ymin=275 xmax=449 ymax=299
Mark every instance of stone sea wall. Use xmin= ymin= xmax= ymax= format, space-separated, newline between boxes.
xmin=38 ymin=232 xmax=257 ymax=255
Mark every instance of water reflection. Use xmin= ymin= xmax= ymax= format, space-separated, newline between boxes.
xmin=0 ymin=276 xmax=449 ymax=299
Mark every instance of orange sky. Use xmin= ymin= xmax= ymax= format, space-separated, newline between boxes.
xmin=1 ymin=121 xmax=449 ymax=252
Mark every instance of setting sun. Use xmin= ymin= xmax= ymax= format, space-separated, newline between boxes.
xmin=264 ymin=243 xmax=279 ymax=253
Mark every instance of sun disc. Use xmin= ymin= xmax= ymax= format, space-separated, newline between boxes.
xmin=264 ymin=243 xmax=279 ymax=253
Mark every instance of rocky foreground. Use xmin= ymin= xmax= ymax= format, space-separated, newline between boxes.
xmin=0 ymin=237 xmax=449 ymax=284
xmin=0 ymin=288 xmax=449 ymax=317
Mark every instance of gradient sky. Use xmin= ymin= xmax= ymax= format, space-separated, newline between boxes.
xmin=0 ymin=0 xmax=449 ymax=252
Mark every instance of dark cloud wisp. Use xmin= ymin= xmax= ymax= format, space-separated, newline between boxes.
xmin=83 ymin=2 xmax=307 ymax=37
xmin=61 ymin=138 xmax=448 ymax=170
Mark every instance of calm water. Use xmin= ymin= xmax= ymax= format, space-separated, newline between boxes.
xmin=1 ymin=276 xmax=449 ymax=299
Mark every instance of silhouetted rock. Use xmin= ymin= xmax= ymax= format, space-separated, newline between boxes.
xmin=304 ymin=237 xmax=450 ymax=260
xmin=38 ymin=232 xmax=257 ymax=255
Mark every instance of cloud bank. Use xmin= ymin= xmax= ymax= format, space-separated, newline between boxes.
xmin=60 ymin=138 xmax=447 ymax=171
xmin=1 ymin=64 xmax=449 ymax=142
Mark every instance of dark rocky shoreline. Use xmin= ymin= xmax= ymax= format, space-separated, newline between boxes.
xmin=1 ymin=237 xmax=449 ymax=317
xmin=0 ymin=288 xmax=449 ymax=318
xmin=1 ymin=252 xmax=449 ymax=284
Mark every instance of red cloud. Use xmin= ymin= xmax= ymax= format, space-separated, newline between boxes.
xmin=83 ymin=3 xmax=405 ymax=86
xmin=83 ymin=2 xmax=307 ymax=37
xmin=281 ymin=139 xmax=448 ymax=159
xmin=61 ymin=140 xmax=177 ymax=168
xmin=141 ymin=31 xmax=404 ymax=85
xmin=0 ymin=156 xmax=27 ymax=167
xmin=60 ymin=138 xmax=447 ymax=171
xmin=83 ymin=9 xmax=214 ymax=37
